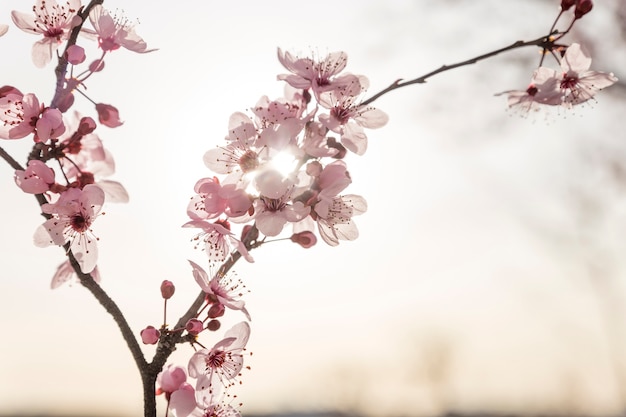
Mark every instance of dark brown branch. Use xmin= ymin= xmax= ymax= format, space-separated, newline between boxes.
xmin=361 ymin=32 xmax=559 ymax=106
xmin=0 ymin=146 xmax=24 ymax=171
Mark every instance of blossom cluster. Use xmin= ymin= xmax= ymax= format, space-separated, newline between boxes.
xmin=500 ymin=1 xmax=617 ymax=113
xmin=145 ymin=47 xmax=389 ymax=417
xmin=184 ymin=48 xmax=388 ymax=269
xmin=1 ymin=0 xmax=152 ymax=276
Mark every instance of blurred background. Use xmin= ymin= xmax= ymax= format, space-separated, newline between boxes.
xmin=1 ymin=0 xmax=626 ymax=416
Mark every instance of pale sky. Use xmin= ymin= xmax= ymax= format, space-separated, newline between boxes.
xmin=1 ymin=1 xmax=626 ymax=417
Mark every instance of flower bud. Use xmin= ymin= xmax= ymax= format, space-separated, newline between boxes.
xmin=95 ymin=103 xmax=123 ymax=128
xmin=77 ymin=117 xmax=97 ymax=135
xmin=206 ymin=319 xmax=221 ymax=331
xmin=89 ymin=59 xmax=105 ymax=72
xmin=561 ymin=0 xmax=576 ymax=10
xmin=574 ymin=0 xmax=592 ymax=18
xmin=66 ymin=45 xmax=86 ymax=65
xmin=207 ymin=303 xmax=225 ymax=319
xmin=56 ymin=92 xmax=75 ymax=113
xmin=290 ymin=231 xmax=317 ymax=248
xmin=140 ymin=326 xmax=160 ymax=345
xmin=185 ymin=318 xmax=204 ymax=335
xmin=160 ymin=280 xmax=175 ymax=299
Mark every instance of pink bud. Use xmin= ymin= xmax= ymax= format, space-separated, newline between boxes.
xmin=95 ymin=103 xmax=123 ymax=128
xmin=290 ymin=231 xmax=317 ymax=248
xmin=66 ymin=45 xmax=86 ymax=65
xmin=140 ymin=326 xmax=160 ymax=345
xmin=574 ymin=0 xmax=592 ymax=18
xmin=56 ymin=92 xmax=75 ymax=113
xmin=160 ymin=280 xmax=175 ymax=299
xmin=207 ymin=319 xmax=221 ymax=331
xmin=89 ymin=59 xmax=105 ymax=72
xmin=561 ymin=0 xmax=576 ymax=10
xmin=185 ymin=318 xmax=204 ymax=335
xmin=77 ymin=117 xmax=97 ymax=135
xmin=207 ymin=303 xmax=225 ymax=319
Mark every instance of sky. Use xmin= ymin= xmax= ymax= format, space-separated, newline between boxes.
xmin=1 ymin=1 xmax=626 ymax=417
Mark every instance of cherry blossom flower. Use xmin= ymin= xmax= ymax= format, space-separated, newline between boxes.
xmin=558 ymin=43 xmax=618 ymax=107
xmin=315 ymin=194 xmax=367 ymax=246
xmin=195 ymin=388 xmax=242 ymax=417
xmin=187 ymin=177 xmax=251 ymax=221
xmin=0 ymin=90 xmax=66 ymax=141
xmin=59 ymin=112 xmax=129 ymax=202
xmin=11 ymin=0 xmax=82 ymax=68
xmin=50 ymin=259 xmax=101 ymax=289
xmin=498 ymin=67 xmax=563 ymax=114
xmin=86 ymin=5 xmax=156 ymax=53
xmin=183 ymin=219 xmax=253 ymax=264
xmin=157 ymin=365 xmax=198 ymax=417
xmin=14 ymin=160 xmax=55 ymax=194
xmin=0 ymin=92 xmax=41 ymax=140
xmin=0 ymin=24 xmax=8 ymax=37
xmin=203 ymin=112 xmax=263 ymax=179
xmin=253 ymin=170 xmax=310 ymax=237
xmin=188 ymin=260 xmax=251 ymax=320
xmin=318 ymin=77 xmax=388 ymax=155
xmin=277 ymin=48 xmax=358 ymax=101
xmin=188 ymin=321 xmax=251 ymax=391
xmin=33 ymin=184 xmax=104 ymax=273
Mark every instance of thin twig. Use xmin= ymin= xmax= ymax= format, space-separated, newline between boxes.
xmin=361 ymin=32 xmax=559 ymax=106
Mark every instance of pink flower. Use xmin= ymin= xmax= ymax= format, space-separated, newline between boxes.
xmin=169 ymin=384 xmax=197 ymax=417
xmin=188 ymin=321 xmax=251 ymax=391
xmin=203 ymin=112 xmax=263 ymax=178
xmin=277 ymin=48 xmax=357 ymax=101
xmin=140 ymin=326 xmax=160 ymax=345
xmin=253 ymin=170 xmax=310 ymax=237
xmin=0 ymin=92 xmax=41 ymax=140
xmin=87 ymin=5 xmax=156 ymax=53
xmin=187 ymin=177 xmax=251 ymax=221
xmin=33 ymin=184 xmax=104 ymax=273
xmin=314 ymin=194 xmax=367 ymax=246
xmin=558 ymin=43 xmax=617 ymax=107
xmin=14 ymin=160 xmax=55 ymax=194
xmin=0 ymin=90 xmax=65 ymax=141
xmin=50 ymin=259 xmax=101 ymax=289
xmin=11 ymin=0 xmax=82 ymax=67
xmin=157 ymin=364 xmax=188 ymax=396
xmin=95 ymin=103 xmax=123 ymax=128
xmin=183 ymin=219 xmax=254 ymax=264
xmin=59 ymin=112 xmax=128 ymax=202
xmin=0 ymin=24 xmax=8 ymax=37
xmin=318 ymin=77 xmax=388 ymax=155
xmin=195 ymin=389 xmax=242 ymax=417
xmin=188 ymin=260 xmax=251 ymax=320
xmin=498 ymin=67 xmax=566 ymax=115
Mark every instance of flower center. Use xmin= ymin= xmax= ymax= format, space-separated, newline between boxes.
xmin=206 ymin=350 xmax=226 ymax=370
xmin=70 ymin=213 xmax=89 ymax=232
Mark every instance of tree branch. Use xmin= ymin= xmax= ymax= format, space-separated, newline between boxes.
xmin=361 ymin=32 xmax=559 ymax=106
